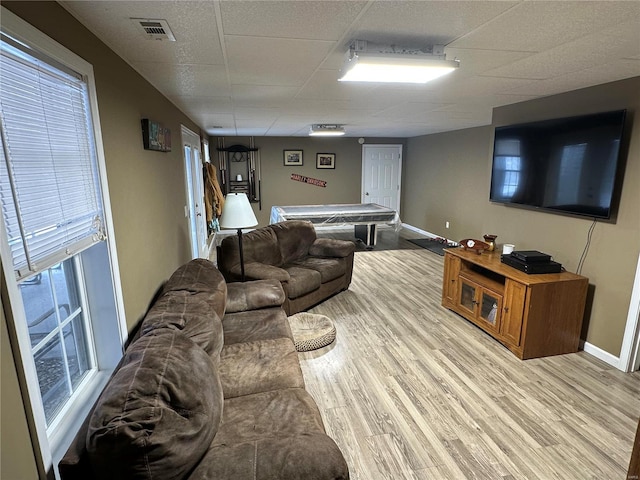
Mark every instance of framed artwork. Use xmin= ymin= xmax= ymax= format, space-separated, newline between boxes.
xmin=283 ymin=150 xmax=303 ymax=166
xmin=316 ymin=153 xmax=335 ymax=169
xmin=141 ymin=118 xmax=171 ymax=152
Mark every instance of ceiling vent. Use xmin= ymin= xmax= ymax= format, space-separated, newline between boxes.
xmin=131 ymin=18 xmax=176 ymax=41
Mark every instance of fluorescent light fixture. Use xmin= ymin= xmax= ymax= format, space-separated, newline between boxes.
xmin=309 ymin=124 xmax=346 ymax=136
xmin=339 ymin=41 xmax=459 ymax=84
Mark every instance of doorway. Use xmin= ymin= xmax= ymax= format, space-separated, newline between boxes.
xmin=620 ymin=252 xmax=640 ymax=372
xmin=361 ymin=144 xmax=402 ymax=213
xmin=181 ymin=126 xmax=207 ymax=259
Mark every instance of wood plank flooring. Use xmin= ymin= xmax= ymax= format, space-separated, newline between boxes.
xmin=301 ymin=228 xmax=640 ymax=479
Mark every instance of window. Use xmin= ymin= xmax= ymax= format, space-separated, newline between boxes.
xmin=0 ymin=8 xmax=125 ymax=474
xmin=493 ymin=138 xmax=522 ymax=199
xmin=20 ymin=258 xmax=93 ymax=424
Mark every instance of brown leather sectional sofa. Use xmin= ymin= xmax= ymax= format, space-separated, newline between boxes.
xmin=59 ymin=258 xmax=349 ymax=480
xmin=218 ymin=220 xmax=356 ymax=315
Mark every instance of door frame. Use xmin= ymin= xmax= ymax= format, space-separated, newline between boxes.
xmin=181 ymin=125 xmax=206 ymax=259
xmin=360 ymin=144 xmax=403 ymax=214
xmin=619 ymin=252 xmax=640 ymax=372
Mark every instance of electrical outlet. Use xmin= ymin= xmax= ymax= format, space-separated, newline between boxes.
xmin=445 ymin=221 xmax=450 ymax=229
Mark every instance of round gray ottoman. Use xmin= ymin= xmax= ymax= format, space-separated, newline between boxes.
xmin=288 ymin=313 xmax=336 ymax=352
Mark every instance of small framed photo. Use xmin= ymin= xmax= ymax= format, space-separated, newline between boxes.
xmin=284 ymin=150 xmax=303 ymax=166
xmin=316 ymin=153 xmax=335 ymax=169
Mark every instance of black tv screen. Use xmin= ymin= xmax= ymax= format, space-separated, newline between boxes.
xmin=490 ymin=110 xmax=627 ymax=220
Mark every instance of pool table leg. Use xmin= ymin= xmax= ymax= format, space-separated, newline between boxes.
xmin=354 ymin=224 xmax=377 ymax=248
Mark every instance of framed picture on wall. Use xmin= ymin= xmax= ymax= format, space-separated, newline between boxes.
xmin=316 ymin=153 xmax=335 ymax=169
xmin=284 ymin=150 xmax=303 ymax=166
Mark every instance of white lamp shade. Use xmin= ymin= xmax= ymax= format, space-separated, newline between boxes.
xmin=219 ymin=193 xmax=258 ymax=229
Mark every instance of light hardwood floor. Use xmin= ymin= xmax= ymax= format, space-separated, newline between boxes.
xmin=301 ymin=228 xmax=640 ymax=479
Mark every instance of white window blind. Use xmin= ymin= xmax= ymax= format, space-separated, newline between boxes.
xmin=0 ymin=36 xmax=104 ymax=280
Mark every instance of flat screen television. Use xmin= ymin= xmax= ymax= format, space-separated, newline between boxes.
xmin=489 ymin=110 xmax=627 ymax=220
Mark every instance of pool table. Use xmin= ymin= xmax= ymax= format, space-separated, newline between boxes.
xmin=269 ymin=203 xmax=399 ymax=247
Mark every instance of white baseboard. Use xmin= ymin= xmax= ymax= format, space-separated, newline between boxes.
xmin=582 ymin=341 xmax=622 ymax=370
xmin=401 ymin=223 xmax=458 ymax=245
xmin=401 ymin=223 xmax=437 ymax=238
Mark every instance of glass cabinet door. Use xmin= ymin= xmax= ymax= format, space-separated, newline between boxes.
xmin=479 ymin=290 xmax=502 ymax=332
xmin=459 ymin=280 xmax=477 ymax=314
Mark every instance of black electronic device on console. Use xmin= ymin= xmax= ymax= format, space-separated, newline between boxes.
xmin=510 ymin=250 xmax=552 ymax=264
xmin=501 ymin=249 xmax=562 ymax=274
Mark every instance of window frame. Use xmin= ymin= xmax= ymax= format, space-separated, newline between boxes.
xmin=0 ymin=7 xmax=127 ymax=477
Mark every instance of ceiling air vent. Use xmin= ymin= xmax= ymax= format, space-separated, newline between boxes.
xmin=131 ymin=18 xmax=176 ymax=41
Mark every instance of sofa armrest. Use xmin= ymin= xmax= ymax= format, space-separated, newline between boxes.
xmin=226 ymin=279 xmax=286 ymax=313
xmin=309 ymin=238 xmax=356 ymax=258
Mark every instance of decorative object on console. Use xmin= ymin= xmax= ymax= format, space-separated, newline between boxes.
xmin=502 ymin=243 xmax=515 ymax=254
xmin=483 ymin=234 xmax=497 ymax=251
xmin=459 ymin=238 xmax=490 ymax=254
xmin=219 ymin=193 xmax=258 ymax=282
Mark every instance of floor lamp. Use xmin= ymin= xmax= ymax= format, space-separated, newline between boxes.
xmin=219 ymin=193 xmax=258 ymax=282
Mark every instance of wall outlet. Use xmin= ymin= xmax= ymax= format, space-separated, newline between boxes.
xmin=445 ymin=221 xmax=450 ymax=229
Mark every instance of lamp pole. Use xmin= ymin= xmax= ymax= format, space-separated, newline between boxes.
xmin=237 ymin=228 xmax=246 ymax=282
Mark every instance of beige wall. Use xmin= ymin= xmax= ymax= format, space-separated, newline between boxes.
xmin=1 ymin=303 xmax=40 ymax=480
xmin=212 ymin=137 xmax=405 ymax=226
xmin=404 ymin=76 xmax=640 ymax=356
xmin=2 ymin=2 xmax=204 ymax=477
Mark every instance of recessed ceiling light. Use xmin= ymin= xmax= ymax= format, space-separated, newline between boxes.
xmin=338 ymin=40 xmax=459 ymax=84
xmin=309 ymin=124 xmax=346 ymax=136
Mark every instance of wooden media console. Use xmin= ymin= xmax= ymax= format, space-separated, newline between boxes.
xmin=442 ymin=248 xmax=589 ymax=359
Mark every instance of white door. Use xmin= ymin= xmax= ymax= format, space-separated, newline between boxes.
xmin=181 ymin=126 xmax=207 ymax=259
xmin=361 ymin=144 xmax=402 ymax=212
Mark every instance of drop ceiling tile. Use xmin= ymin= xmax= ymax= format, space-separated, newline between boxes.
xmin=220 ymin=1 xmax=368 ymax=40
xmin=436 ymin=76 xmax=535 ymax=102
xmin=484 ymin=29 xmax=640 ymax=81
xmin=450 ymin=1 xmax=640 ymax=53
xmin=133 ymin=62 xmax=229 ymax=97
xmin=373 ymin=101 xmax=449 ymax=120
xmin=351 ymin=1 xmax=517 ymax=46
xmin=170 ymin=96 xmax=234 ymax=115
xmin=225 ymin=36 xmax=334 ymax=86
xmin=505 ymin=59 xmax=640 ymax=96
xmin=231 ymin=85 xmax=300 ymax=107
xmin=444 ymin=48 xmax=534 ymax=77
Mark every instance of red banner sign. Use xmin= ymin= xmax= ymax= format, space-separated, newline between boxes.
xmin=290 ymin=173 xmax=327 ymax=188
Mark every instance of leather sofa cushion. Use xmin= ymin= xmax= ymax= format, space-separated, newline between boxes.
xmin=271 ymin=220 xmax=317 ymax=263
xmin=226 ymin=279 xmax=285 ymax=313
xmin=222 ymin=227 xmax=282 ymax=270
xmin=219 ymin=337 xmax=304 ymax=398
xmin=189 ymin=389 xmax=349 ymax=480
xmin=283 ymin=266 xmax=322 ymax=299
xmin=309 ymin=237 xmax=356 ymax=258
xmin=292 ymin=257 xmax=346 ymax=283
xmin=86 ymin=329 xmax=222 ymax=480
xmin=223 ymin=307 xmax=292 ymax=345
xmin=141 ymin=292 xmax=223 ymax=359
xmin=161 ymin=258 xmax=227 ymax=320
